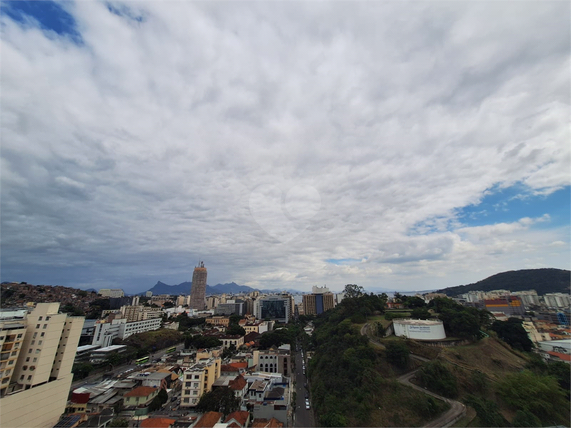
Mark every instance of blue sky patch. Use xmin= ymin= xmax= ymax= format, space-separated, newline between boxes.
xmin=457 ymin=184 xmax=570 ymax=228
xmin=326 ymin=258 xmax=362 ymax=265
xmin=1 ymin=0 xmax=82 ymax=43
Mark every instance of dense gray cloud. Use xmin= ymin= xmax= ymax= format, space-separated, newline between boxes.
xmin=1 ymin=1 xmax=569 ymax=293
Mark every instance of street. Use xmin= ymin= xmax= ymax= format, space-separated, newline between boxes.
xmin=293 ymin=344 xmax=314 ymax=428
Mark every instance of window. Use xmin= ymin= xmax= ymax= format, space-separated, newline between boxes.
xmin=8 ymin=360 xmax=13 ymax=365
xmin=38 ymin=341 xmax=42 ymax=345
xmin=194 ymin=375 xmax=200 ymax=379
xmin=38 ymin=316 xmax=43 ymax=321
xmin=19 ymin=375 xmax=24 ymax=380
xmin=40 ymin=333 xmax=44 ymax=337
xmin=193 ymin=382 xmax=199 ymax=387
xmin=17 ymin=334 xmax=22 ymax=339
xmin=23 ymin=366 xmax=27 ymax=370
xmin=25 ymin=357 xmax=30 ymax=362
xmin=43 ymin=325 xmax=47 ymax=329
xmin=2 ymin=378 xmax=8 ymax=384
xmin=31 ymin=341 xmax=35 ymax=345
xmin=192 ymin=390 xmax=198 ymax=395
xmin=46 ymin=316 xmax=50 ymax=321
xmin=33 ymin=333 xmax=37 ymax=339
xmin=33 ymin=358 xmax=37 ymax=363
xmin=28 ymin=349 xmax=32 ymax=354
xmin=27 ymin=375 xmax=32 ymax=380
xmin=35 ymin=349 xmax=40 ymax=354
xmin=36 ymin=324 xmax=40 ymax=329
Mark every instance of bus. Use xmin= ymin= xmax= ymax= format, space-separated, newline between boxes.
xmin=135 ymin=356 xmax=149 ymax=365
xmin=165 ymin=346 xmax=176 ymax=354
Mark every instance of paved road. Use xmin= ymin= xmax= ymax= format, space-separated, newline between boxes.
xmin=293 ymin=344 xmax=314 ymax=428
xmin=72 ymin=343 xmax=185 ymax=390
xmin=361 ymin=323 xmax=466 ymax=428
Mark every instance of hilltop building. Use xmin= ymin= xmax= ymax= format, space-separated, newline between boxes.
xmin=0 ymin=303 xmax=83 ymax=428
xmin=98 ymin=289 xmax=124 ymax=298
xmin=190 ymin=262 xmax=207 ymax=310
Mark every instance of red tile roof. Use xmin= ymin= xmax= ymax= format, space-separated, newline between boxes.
xmin=221 ymin=364 xmax=240 ymax=372
xmin=140 ymin=418 xmax=176 ymax=428
xmin=229 ymin=375 xmax=247 ymax=391
xmin=124 ymin=386 xmax=157 ymax=397
xmin=71 ymin=392 xmax=90 ymax=404
xmin=224 ymin=411 xmax=249 ymax=427
xmin=547 ymin=351 xmax=571 ymax=362
xmin=229 ymin=362 xmax=248 ymax=369
xmin=195 ymin=411 xmax=223 ymax=428
xmin=251 ymin=418 xmax=283 ymax=428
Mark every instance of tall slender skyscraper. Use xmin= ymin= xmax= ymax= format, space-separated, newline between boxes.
xmin=190 ymin=261 xmax=207 ymax=310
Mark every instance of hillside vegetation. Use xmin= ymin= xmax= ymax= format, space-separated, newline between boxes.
xmin=437 ymin=268 xmax=570 ymax=296
xmin=307 ymin=285 xmax=570 ymax=427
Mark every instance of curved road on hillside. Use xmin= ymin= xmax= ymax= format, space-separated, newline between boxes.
xmin=361 ymin=323 xmax=466 ymax=427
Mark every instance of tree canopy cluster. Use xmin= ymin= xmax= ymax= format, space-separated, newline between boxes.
xmin=196 ymin=387 xmax=240 ymax=417
xmin=309 ymin=289 xmax=447 ymax=427
xmin=428 ymin=297 xmax=490 ymax=339
xmin=490 ymin=318 xmax=534 ymax=352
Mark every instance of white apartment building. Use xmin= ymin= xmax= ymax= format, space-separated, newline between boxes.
xmin=543 ymin=293 xmax=571 ymax=309
xmin=120 ymin=305 xmax=162 ymax=322
xmin=92 ymin=317 xmax=162 ymax=347
xmin=0 ymin=303 xmax=83 ymax=428
xmin=513 ymin=290 xmax=541 ymax=306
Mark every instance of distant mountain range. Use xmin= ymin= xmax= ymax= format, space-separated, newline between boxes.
xmin=437 ymin=268 xmax=570 ymax=297
xmin=144 ymin=281 xmax=298 ymax=296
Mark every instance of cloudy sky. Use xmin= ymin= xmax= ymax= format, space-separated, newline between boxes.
xmin=1 ymin=1 xmax=569 ymax=294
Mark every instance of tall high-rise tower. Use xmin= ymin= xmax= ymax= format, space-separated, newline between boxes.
xmin=190 ymin=261 xmax=207 ymax=310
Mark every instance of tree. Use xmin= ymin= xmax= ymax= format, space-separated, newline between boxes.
xmin=196 ymin=387 xmax=240 ymax=417
xmin=148 ymin=389 xmax=168 ymax=412
xmin=72 ymin=362 xmax=94 ymax=380
xmin=417 ymin=360 xmax=458 ymax=398
xmin=343 ymin=284 xmax=364 ymax=299
xmin=490 ymin=318 xmax=533 ymax=352
xmin=109 ymin=419 xmax=129 ymax=427
xmin=464 ymin=395 xmax=509 ymax=427
xmin=511 ymin=410 xmax=542 ymax=428
xmin=185 ymin=334 xmax=222 ymax=349
xmin=385 ymin=341 xmax=410 ymax=368
xmin=410 ymin=307 xmax=431 ymax=319
xmin=497 ymin=370 xmax=569 ymax=425
xmin=226 ymin=324 xmax=246 ymax=336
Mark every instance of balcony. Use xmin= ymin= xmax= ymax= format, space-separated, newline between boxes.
xmin=0 ymin=353 xmax=10 ymax=361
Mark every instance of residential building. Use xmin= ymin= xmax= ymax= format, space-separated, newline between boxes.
xmin=224 ymin=411 xmax=250 ymax=428
xmin=180 ymin=354 xmax=221 ymax=407
xmin=537 ymin=339 xmax=571 ymax=364
xmin=98 ymin=289 xmax=125 ymax=298
xmin=194 ymin=411 xmax=223 ymax=428
xmin=205 ymin=316 xmax=230 ymax=328
xmin=254 ymin=347 xmax=291 ymax=376
xmin=121 ymin=305 xmax=162 ymax=322
xmin=219 ymin=334 xmax=245 ymax=350
xmin=484 ymin=296 xmax=525 ymax=316
xmin=543 ymin=293 xmax=571 ymax=309
xmin=190 ymin=261 xmax=207 ymax=310
xmin=140 ymin=418 xmax=176 ymax=428
xmin=91 ymin=317 xmax=162 ymax=347
xmin=1 ymin=303 xmax=84 ymax=428
xmin=123 ymin=386 xmax=159 ymax=409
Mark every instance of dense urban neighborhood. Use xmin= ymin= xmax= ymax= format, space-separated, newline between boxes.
xmin=1 ymin=268 xmax=570 ymax=428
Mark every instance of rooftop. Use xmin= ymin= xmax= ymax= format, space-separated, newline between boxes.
xmin=124 ymin=386 xmax=158 ymax=397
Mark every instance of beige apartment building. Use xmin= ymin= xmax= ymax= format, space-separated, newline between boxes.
xmin=303 ymin=292 xmax=335 ymax=316
xmin=0 ymin=303 xmax=83 ymax=428
xmin=205 ymin=316 xmax=230 ymax=327
xmin=121 ymin=305 xmax=162 ymax=322
xmin=181 ymin=351 xmax=221 ymax=407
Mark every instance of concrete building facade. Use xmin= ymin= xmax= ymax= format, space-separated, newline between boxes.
xmin=190 ymin=262 xmax=207 ymax=310
xmin=0 ymin=303 xmax=83 ymax=428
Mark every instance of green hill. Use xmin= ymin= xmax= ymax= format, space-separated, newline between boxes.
xmin=437 ymin=268 xmax=570 ymax=297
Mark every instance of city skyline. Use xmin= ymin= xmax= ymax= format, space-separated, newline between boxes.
xmin=1 ymin=1 xmax=569 ymax=295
